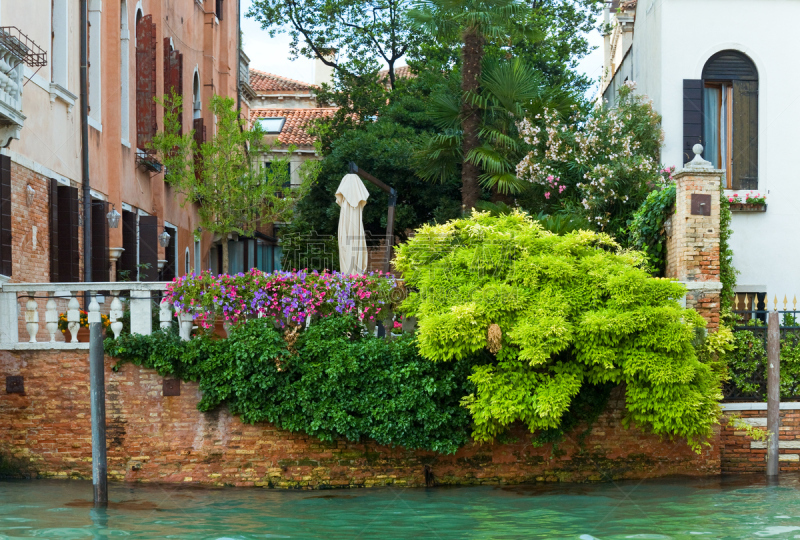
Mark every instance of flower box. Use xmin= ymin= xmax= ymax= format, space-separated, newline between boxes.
xmin=730 ymin=203 xmax=767 ymax=213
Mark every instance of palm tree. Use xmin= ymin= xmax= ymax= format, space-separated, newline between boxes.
xmin=413 ymin=58 xmax=572 ymax=200
xmin=409 ymin=0 xmax=528 ymax=210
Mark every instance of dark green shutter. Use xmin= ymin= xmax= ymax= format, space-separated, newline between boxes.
xmin=732 ymin=80 xmax=758 ymax=190
xmin=0 ymin=155 xmax=11 ymax=277
xmin=91 ymin=200 xmax=109 ymax=282
xmin=120 ymin=210 xmax=137 ymax=281
xmin=138 ymin=215 xmax=159 ymax=281
xmin=49 ymin=179 xmax=59 ymax=281
xmin=683 ymin=80 xmax=704 ymax=163
xmin=57 ymin=185 xmax=80 ymax=282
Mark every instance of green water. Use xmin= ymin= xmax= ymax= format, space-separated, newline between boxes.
xmin=0 ymin=476 xmax=798 ymax=539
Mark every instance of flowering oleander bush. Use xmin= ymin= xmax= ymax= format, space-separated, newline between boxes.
xmin=165 ymin=269 xmax=401 ymax=329
xmin=516 ymin=82 xmax=665 ymax=243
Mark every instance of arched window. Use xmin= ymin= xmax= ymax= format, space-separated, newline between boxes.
xmin=693 ymin=50 xmax=758 ymax=189
xmin=120 ymin=0 xmax=130 ymax=142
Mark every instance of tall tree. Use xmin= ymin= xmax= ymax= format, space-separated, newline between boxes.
xmin=247 ymin=0 xmax=417 ymax=89
xmin=150 ymin=94 xmax=314 ymax=273
xmin=409 ymin=0 xmax=530 ymax=210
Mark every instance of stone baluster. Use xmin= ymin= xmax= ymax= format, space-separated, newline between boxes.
xmin=88 ymin=294 xmax=101 ymax=329
xmin=45 ymin=296 xmax=59 ymax=342
xmin=130 ymin=290 xmax=153 ymax=336
xmin=0 ymin=290 xmax=19 ymax=345
xmin=109 ymin=295 xmax=124 ymax=339
xmin=24 ymin=293 xmax=39 ymax=343
xmin=178 ymin=311 xmax=193 ymax=341
xmin=160 ymin=299 xmax=173 ymax=331
xmin=223 ymin=321 xmax=232 ymax=338
xmin=67 ymin=295 xmax=81 ymax=343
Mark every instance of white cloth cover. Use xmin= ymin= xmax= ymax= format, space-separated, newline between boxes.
xmin=335 ymin=174 xmax=370 ymax=274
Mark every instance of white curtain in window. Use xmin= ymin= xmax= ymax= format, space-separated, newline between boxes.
xmin=703 ymin=87 xmax=720 ymax=168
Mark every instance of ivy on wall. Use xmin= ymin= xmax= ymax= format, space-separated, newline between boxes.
xmin=105 ymin=316 xmax=477 ymax=454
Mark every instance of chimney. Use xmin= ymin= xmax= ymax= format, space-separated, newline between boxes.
xmin=314 ymin=49 xmax=336 ymax=87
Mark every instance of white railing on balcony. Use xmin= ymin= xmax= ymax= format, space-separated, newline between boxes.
xmin=0 ymin=282 xmax=192 ymax=350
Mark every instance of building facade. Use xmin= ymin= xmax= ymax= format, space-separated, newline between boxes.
xmin=0 ymin=0 xmax=241 ymax=286
xmin=601 ymin=0 xmax=797 ymax=302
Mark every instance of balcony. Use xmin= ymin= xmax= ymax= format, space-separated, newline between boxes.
xmin=0 ymin=282 xmax=192 ymax=350
xmin=0 ymin=27 xmax=46 ymax=147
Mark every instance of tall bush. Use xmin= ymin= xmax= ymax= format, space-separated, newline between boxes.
xmin=394 ymin=210 xmax=723 ymax=450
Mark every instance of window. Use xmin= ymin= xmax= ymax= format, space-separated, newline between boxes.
xmin=119 ymin=209 xmax=137 ymax=281
xmin=162 ymin=224 xmax=177 ymax=281
xmin=0 ymin=155 xmax=10 ymax=277
xmin=135 ymin=14 xmax=157 ymax=150
xmin=194 ymin=238 xmax=201 ymax=273
xmin=120 ymin=0 xmax=130 ymax=142
xmin=258 ymin=117 xmax=285 ymax=134
xmin=51 ymin=0 xmax=68 ymax=88
xmin=684 ymin=51 xmax=758 ymax=190
xmin=185 ymin=247 xmax=190 ymax=275
xmin=192 ymin=72 xmax=201 ymax=120
xmin=88 ymin=0 xmax=102 ymax=122
xmin=216 ymin=0 xmax=224 ymax=20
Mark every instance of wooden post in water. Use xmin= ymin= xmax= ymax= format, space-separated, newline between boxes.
xmin=89 ymin=295 xmax=108 ymax=506
xmin=766 ymin=307 xmax=781 ymax=478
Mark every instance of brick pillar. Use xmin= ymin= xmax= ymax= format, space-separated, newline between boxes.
xmin=665 ymin=144 xmax=723 ymax=331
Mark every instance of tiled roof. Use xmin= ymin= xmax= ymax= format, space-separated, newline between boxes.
xmin=249 ymin=69 xmax=317 ymax=93
xmin=251 ymin=108 xmax=337 ymax=147
xmin=378 ymin=65 xmax=414 ymax=85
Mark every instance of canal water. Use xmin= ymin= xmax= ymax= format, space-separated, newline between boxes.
xmin=0 ymin=476 xmax=797 ymax=539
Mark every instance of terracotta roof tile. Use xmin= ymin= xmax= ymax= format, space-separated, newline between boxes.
xmin=251 ymin=108 xmax=337 ymax=147
xmin=249 ymin=69 xmax=317 ymax=93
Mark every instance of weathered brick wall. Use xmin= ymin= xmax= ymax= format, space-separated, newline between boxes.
xmin=0 ymin=349 xmax=720 ymax=487
xmin=721 ymin=409 xmax=800 ymax=473
xmin=666 ymin=165 xmax=724 ymax=331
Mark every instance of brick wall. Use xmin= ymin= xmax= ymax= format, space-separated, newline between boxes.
xmin=0 ymin=349 xmax=720 ymax=487
xmin=721 ymin=408 xmax=800 ymax=473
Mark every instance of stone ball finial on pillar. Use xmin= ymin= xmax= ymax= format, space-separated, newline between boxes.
xmin=685 ymin=143 xmax=713 ymax=169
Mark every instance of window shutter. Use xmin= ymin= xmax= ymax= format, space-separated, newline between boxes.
xmin=683 ymin=79 xmax=704 ymax=164
xmin=732 ymin=80 xmax=758 ymax=190
xmin=48 ymin=179 xmax=59 ymax=281
xmin=91 ymin=201 xmax=109 ymax=282
xmin=120 ymin=210 xmax=137 ymax=280
xmin=216 ymin=0 xmax=224 ymax=20
xmin=138 ymin=215 xmax=159 ymax=281
xmin=57 ymin=185 xmax=80 ymax=282
xmin=136 ymin=15 xmax=157 ymax=151
xmin=163 ymin=39 xmax=184 ymax=135
xmin=193 ymin=117 xmax=205 ymax=179
xmin=0 ymin=155 xmax=11 ymax=277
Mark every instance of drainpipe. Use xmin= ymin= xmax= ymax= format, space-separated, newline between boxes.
xmin=81 ymin=0 xmax=91 ymax=283
xmin=237 ymin=0 xmax=241 ymax=113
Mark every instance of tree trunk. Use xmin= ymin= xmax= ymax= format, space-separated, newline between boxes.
xmin=221 ymin=238 xmax=229 ymax=275
xmin=461 ymin=27 xmax=484 ymax=212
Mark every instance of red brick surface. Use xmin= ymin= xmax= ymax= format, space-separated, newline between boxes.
xmin=720 ymin=410 xmax=800 ymax=473
xmin=0 ymin=350 xmax=721 ymax=488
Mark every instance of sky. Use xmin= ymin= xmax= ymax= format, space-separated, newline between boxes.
xmin=240 ymin=0 xmax=604 ymax=92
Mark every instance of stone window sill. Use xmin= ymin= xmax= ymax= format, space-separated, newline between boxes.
xmin=88 ymin=116 xmax=102 ymax=132
xmin=49 ymin=83 xmax=77 ymax=112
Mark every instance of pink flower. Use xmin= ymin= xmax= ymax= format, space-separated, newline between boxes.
xmin=733 ymin=193 xmax=738 ymax=198
xmin=728 ymin=197 xmax=734 ymax=203
xmin=544 ymin=192 xmax=550 ymax=199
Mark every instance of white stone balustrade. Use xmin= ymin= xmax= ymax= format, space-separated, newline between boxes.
xmin=0 ymin=282 xmax=174 ymax=350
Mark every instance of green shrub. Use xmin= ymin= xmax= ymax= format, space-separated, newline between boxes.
xmin=728 ymin=329 xmax=800 ymax=400
xmin=394 ymin=210 xmax=723 ymax=450
xmin=105 ymin=316 xmax=475 ymax=453
xmin=629 ymin=182 xmax=676 ymax=275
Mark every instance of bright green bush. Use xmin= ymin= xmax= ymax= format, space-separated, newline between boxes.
xmin=394 ymin=210 xmax=723 ymax=450
xmin=105 ymin=316 xmax=475 ymax=453
xmin=629 ymin=182 xmax=676 ymax=275
xmin=728 ymin=329 xmax=800 ymax=400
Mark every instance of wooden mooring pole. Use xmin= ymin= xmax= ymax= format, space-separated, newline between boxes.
xmin=89 ymin=295 xmax=108 ymax=506
xmin=766 ymin=308 xmax=781 ymax=479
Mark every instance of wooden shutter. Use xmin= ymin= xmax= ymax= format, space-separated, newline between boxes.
xmin=683 ymin=79 xmax=704 ymax=164
xmin=91 ymin=201 xmax=109 ymax=282
xmin=120 ymin=210 xmax=137 ymax=280
xmin=216 ymin=0 xmax=224 ymax=20
xmin=732 ymin=80 xmax=759 ymax=190
xmin=138 ymin=215 xmax=159 ymax=281
xmin=49 ymin=179 xmax=59 ymax=281
xmin=0 ymin=155 xmax=11 ymax=277
xmin=136 ymin=15 xmax=157 ymax=150
xmin=193 ymin=117 xmax=205 ymax=179
xmin=164 ymin=39 xmax=184 ymax=135
xmin=57 ymin=185 xmax=80 ymax=282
